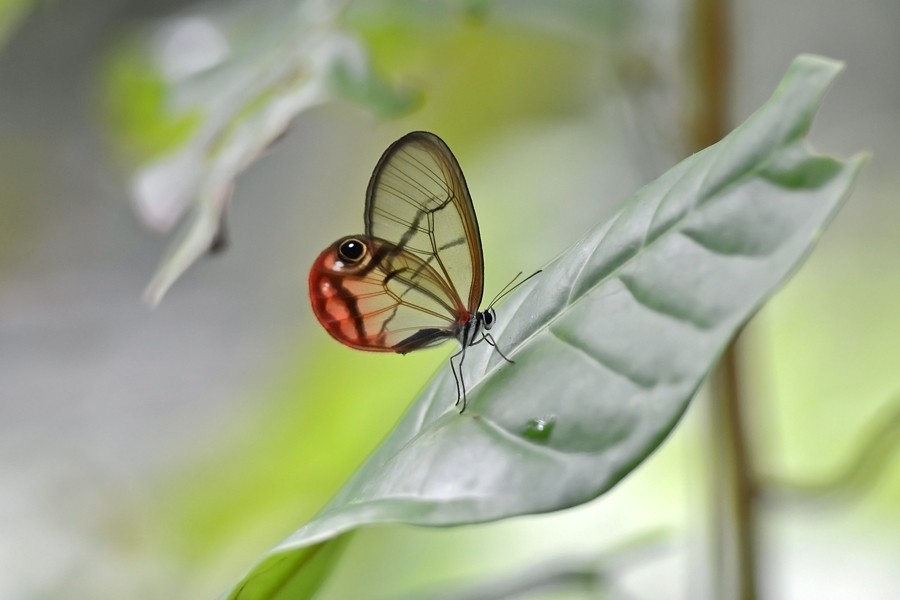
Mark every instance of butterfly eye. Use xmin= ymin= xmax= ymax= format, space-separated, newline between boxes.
xmin=337 ymin=238 xmax=367 ymax=264
xmin=483 ymin=307 xmax=496 ymax=329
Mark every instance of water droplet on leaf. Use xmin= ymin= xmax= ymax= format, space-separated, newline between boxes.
xmin=522 ymin=415 xmax=556 ymax=442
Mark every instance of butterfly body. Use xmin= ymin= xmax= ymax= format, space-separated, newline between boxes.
xmin=308 ymin=131 xmax=511 ymax=410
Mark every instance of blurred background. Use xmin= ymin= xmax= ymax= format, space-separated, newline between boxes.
xmin=1 ymin=0 xmax=899 ymax=598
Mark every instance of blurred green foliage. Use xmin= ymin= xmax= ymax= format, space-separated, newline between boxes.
xmin=103 ymin=41 xmax=202 ymax=162
xmin=349 ymin=6 xmax=631 ymax=146
xmin=0 ymin=0 xmax=33 ymax=48
xmin=161 ymin=339 xmax=446 ymax=556
xmin=757 ymin=241 xmax=900 ymax=513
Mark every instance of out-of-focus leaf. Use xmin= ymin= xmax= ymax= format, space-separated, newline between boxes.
xmin=220 ymin=55 xmax=864 ymax=599
xmin=0 ymin=0 xmax=33 ymax=48
xmin=101 ymin=0 xmax=417 ymax=304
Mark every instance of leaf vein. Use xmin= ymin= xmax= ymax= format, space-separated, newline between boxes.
xmin=547 ymin=325 xmax=655 ymax=389
xmin=617 ymin=273 xmax=714 ymax=330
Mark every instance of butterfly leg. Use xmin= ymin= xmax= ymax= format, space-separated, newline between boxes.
xmin=450 ymin=347 xmax=465 ymax=412
xmin=459 ymin=345 xmax=469 ymax=412
xmin=455 ymin=345 xmax=470 ymax=413
xmin=484 ymin=333 xmax=515 ymax=364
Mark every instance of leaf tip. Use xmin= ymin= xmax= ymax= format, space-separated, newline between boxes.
xmin=142 ymin=269 xmax=175 ymax=307
xmin=782 ymin=54 xmax=845 ymax=100
xmin=794 ymin=53 xmax=844 ymax=71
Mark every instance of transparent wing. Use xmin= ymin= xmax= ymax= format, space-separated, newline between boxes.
xmin=364 ymin=131 xmax=484 ymax=313
xmin=309 ymin=238 xmax=461 ymax=353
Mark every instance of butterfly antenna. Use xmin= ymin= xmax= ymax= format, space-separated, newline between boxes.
xmin=486 ymin=269 xmax=542 ymax=310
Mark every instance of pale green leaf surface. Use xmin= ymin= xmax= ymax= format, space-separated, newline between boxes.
xmin=223 ymin=55 xmax=864 ymax=599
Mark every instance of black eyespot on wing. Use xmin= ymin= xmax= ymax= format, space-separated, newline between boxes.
xmin=338 ymin=238 xmax=366 ymax=263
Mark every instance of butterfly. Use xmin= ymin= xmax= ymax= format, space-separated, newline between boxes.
xmin=308 ymin=131 xmax=535 ymax=412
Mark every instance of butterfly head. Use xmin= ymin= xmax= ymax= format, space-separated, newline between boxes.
xmin=481 ymin=307 xmax=496 ymax=330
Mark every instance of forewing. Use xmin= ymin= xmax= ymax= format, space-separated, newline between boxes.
xmin=364 ymin=131 xmax=484 ymax=313
xmin=309 ymin=238 xmax=461 ymax=352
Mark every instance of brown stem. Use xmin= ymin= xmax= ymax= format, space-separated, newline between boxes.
xmin=686 ymin=0 xmax=759 ymax=598
xmin=709 ymin=342 xmax=759 ymax=600
xmin=690 ymin=0 xmax=730 ymax=150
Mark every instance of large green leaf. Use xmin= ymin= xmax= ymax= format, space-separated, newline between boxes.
xmin=222 ymin=55 xmax=864 ymax=599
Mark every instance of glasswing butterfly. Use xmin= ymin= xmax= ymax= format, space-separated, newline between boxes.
xmin=308 ymin=131 xmax=536 ymax=412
